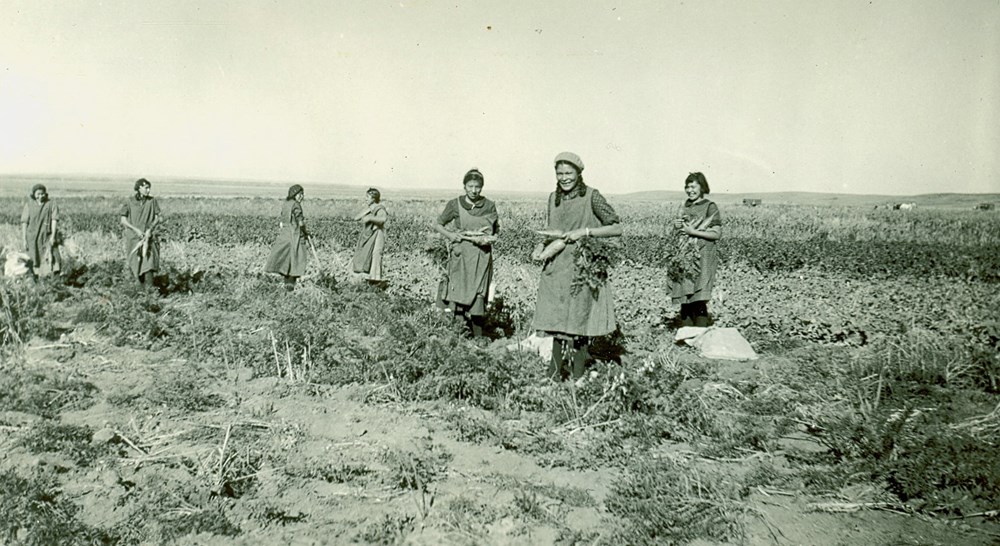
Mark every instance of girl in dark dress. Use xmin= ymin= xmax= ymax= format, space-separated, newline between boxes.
xmin=21 ymin=184 xmax=61 ymax=280
xmin=670 ymin=172 xmax=722 ymax=327
xmin=119 ymin=178 xmax=161 ymax=285
xmin=433 ymin=169 xmax=499 ymax=338
xmin=531 ymin=152 xmax=622 ymax=380
xmin=351 ymin=188 xmax=388 ymax=284
xmin=265 ymin=184 xmax=310 ymax=291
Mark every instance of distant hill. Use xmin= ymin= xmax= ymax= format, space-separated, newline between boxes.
xmin=2 ymin=174 xmax=996 ymax=208
xmin=614 ymin=190 xmax=1000 ymax=209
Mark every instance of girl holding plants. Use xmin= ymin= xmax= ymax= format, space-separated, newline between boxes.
xmin=670 ymin=172 xmax=722 ymax=327
xmin=120 ymin=178 xmax=160 ymax=286
xmin=532 ymin=152 xmax=622 ymax=381
xmin=351 ymin=187 xmax=388 ymax=285
xmin=433 ymin=168 xmax=499 ymax=338
xmin=265 ymin=184 xmax=310 ymax=291
xmin=20 ymin=183 xmax=62 ymax=280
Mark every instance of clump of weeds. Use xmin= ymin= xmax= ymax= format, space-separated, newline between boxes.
xmin=158 ymin=509 xmax=241 ymax=542
xmin=439 ymin=495 xmax=501 ymax=538
xmin=604 ymin=456 xmax=751 ymax=545
xmin=1 ymin=281 xmax=63 ymax=347
xmin=16 ymin=421 xmax=116 ymax=467
xmin=108 ymin=372 xmax=224 ymax=414
xmin=0 ymin=368 xmax=98 ymax=419
xmin=0 ymin=469 xmax=114 ymax=545
xmin=355 ymin=513 xmax=416 ymax=544
xmin=781 ymin=330 xmax=1000 ymax=517
xmin=382 ymin=437 xmax=453 ymax=491
xmin=284 ymin=452 xmax=374 ymax=485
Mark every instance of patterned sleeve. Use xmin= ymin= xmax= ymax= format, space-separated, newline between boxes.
xmin=590 ymin=189 xmax=621 ymax=225
xmin=707 ymin=202 xmax=722 ymax=228
xmin=437 ymin=199 xmax=458 ymax=226
xmin=21 ymin=203 xmax=29 ymax=224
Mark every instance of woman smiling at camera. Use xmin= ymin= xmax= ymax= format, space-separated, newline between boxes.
xmin=531 ymin=152 xmax=622 ymax=381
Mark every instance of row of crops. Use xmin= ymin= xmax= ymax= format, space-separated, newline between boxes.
xmin=4 ymin=208 xmax=997 ymax=283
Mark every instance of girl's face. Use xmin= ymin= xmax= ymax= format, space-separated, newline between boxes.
xmin=685 ymin=181 xmax=703 ymax=201
xmin=32 ymin=189 xmax=46 ymax=201
xmin=295 ymin=191 xmax=304 ymax=202
xmin=138 ymin=184 xmax=151 ymax=198
xmin=464 ymin=180 xmax=483 ymax=200
xmin=366 ymin=193 xmax=376 ymax=205
xmin=556 ymin=163 xmax=579 ymax=193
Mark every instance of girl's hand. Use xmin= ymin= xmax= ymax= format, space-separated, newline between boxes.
xmin=673 ymin=218 xmax=685 ymax=230
xmin=531 ymin=243 xmax=545 ymax=262
xmin=563 ymin=228 xmax=587 ymax=243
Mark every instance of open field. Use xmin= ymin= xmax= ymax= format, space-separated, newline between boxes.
xmin=1 ymin=180 xmax=999 ymax=545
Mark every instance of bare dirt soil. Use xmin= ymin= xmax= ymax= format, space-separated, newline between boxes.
xmin=5 ymin=300 xmax=996 ymax=546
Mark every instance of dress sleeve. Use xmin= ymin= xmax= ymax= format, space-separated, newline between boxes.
xmin=590 ymin=189 xmax=621 ymax=225
xmin=21 ymin=204 xmax=30 ymax=224
xmin=482 ymin=199 xmax=500 ymax=234
xmin=706 ymin=202 xmax=722 ymax=228
xmin=437 ymin=199 xmax=458 ymax=226
xmin=152 ymin=199 xmax=161 ymax=217
xmin=119 ymin=201 xmax=130 ymax=218
xmin=373 ymin=205 xmax=388 ymax=224
xmin=291 ymin=202 xmax=305 ymax=225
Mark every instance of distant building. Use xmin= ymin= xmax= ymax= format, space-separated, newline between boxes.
xmin=742 ymin=198 xmax=762 ymax=207
xmin=976 ymin=203 xmax=994 ymax=210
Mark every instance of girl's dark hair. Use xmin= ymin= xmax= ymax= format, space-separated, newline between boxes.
xmin=685 ymin=172 xmax=709 ymax=195
xmin=133 ymin=178 xmax=151 ymax=199
xmin=367 ymin=187 xmax=381 ymax=203
xmin=554 ymin=161 xmax=587 ymax=206
xmin=463 ymin=168 xmax=484 ymax=185
xmin=286 ymin=184 xmax=304 ymax=200
xmin=30 ymin=184 xmax=47 ymax=200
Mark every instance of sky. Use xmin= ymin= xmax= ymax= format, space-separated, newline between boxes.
xmin=1 ymin=0 xmax=998 ymax=196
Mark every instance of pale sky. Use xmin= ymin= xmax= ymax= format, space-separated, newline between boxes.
xmin=1 ymin=0 xmax=998 ymax=195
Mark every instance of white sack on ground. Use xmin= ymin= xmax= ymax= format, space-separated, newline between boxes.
xmin=4 ymin=252 xmax=30 ymax=278
xmin=679 ymin=327 xmax=759 ymax=361
xmin=505 ymin=332 xmax=553 ymax=361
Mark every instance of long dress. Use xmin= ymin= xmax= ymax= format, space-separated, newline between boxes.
xmin=21 ymin=200 xmax=61 ymax=276
xmin=351 ymin=203 xmax=388 ymax=281
xmin=264 ymin=200 xmax=309 ymax=277
xmin=120 ymin=197 xmax=161 ymax=279
xmin=438 ymin=196 xmax=498 ymax=316
xmin=532 ymin=188 xmax=617 ymax=337
xmin=670 ymin=198 xmax=722 ymax=304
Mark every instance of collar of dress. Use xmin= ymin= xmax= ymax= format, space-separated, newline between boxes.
xmin=461 ymin=196 xmax=485 ymax=209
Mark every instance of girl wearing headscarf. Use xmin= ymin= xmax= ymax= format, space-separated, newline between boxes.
xmin=20 ymin=184 xmax=62 ymax=279
xmin=433 ymin=168 xmax=499 ymax=337
xmin=671 ymin=172 xmax=722 ymax=327
xmin=265 ymin=184 xmax=310 ymax=291
xmin=120 ymin=178 xmax=161 ymax=285
xmin=351 ymin=188 xmax=388 ymax=284
xmin=532 ymin=152 xmax=622 ymax=380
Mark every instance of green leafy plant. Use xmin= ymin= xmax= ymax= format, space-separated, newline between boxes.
xmin=570 ymin=237 xmax=622 ymax=297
